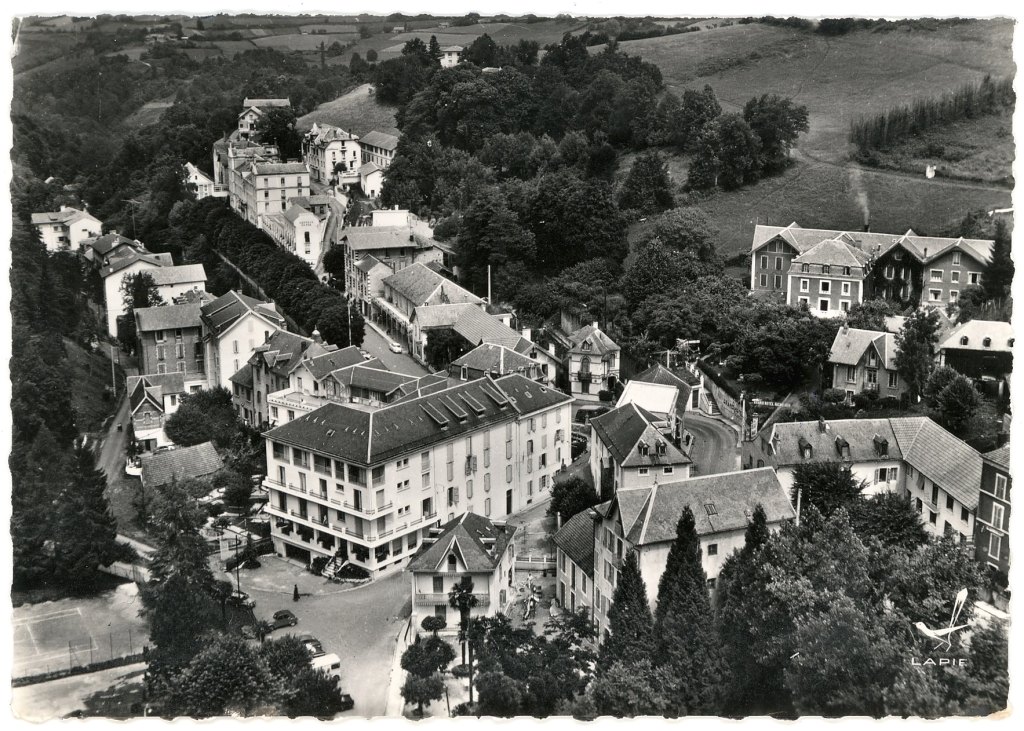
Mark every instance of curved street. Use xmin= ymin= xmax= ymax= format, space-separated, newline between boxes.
xmin=682 ymin=411 xmax=740 ymax=477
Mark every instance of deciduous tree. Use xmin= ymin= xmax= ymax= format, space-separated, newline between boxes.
xmin=743 ymin=94 xmax=810 ymax=174
xmin=791 ymin=461 xmax=866 ymax=519
xmin=617 ymin=151 xmax=674 ymax=213
xmin=547 ymin=476 xmax=600 ymax=522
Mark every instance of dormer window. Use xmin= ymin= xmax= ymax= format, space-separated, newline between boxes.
xmin=656 ymin=441 xmax=667 ymax=456
xmin=638 ymin=441 xmax=649 ymax=457
xmin=873 ymin=435 xmax=889 ymax=457
xmin=581 ymin=340 xmax=591 ymax=351
xmin=801 ymin=263 xmax=809 ymax=273
xmin=983 ymin=337 xmax=992 ymax=348
xmin=843 ymin=266 xmax=851 ymax=276
xmin=1009 ymin=339 xmax=1015 ymax=348
xmin=798 ymin=436 xmax=813 ymax=459
xmin=835 ymin=436 xmax=850 ymax=459
xmin=894 ymin=251 xmax=903 ymax=261
xmin=447 ymin=554 xmax=457 ymax=571
xmin=961 ymin=336 xmax=969 ymax=346
xmin=822 ymin=265 xmax=830 ymax=275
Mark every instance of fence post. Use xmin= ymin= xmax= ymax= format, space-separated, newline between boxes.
xmin=129 ymin=629 xmax=133 ymax=655
xmin=110 ymin=632 xmax=115 ymax=661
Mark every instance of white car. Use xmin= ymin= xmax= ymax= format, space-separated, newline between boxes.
xmin=388 ymin=342 xmax=404 ymax=354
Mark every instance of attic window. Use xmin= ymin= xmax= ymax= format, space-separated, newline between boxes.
xmin=843 ymin=266 xmax=851 ymax=276
xmin=961 ymin=336 xmax=969 ymax=346
xmin=581 ymin=341 xmax=591 ymax=351
xmin=447 ymin=554 xmax=457 ymax=571
xmin=656 ymin=440 xmax=667 ymax=456
xmin=798 ymin=436 xmax=813 ymax=460
xmin=638 ymin=441 xmax=649 ymax=456
xmin=873 ymin=435 xmax=888 ymax=457
xmin=326 ymin=429 xmax=335 ymax=437
xmin=1009 ymin=339 xmax=1015 ymax=348
xmin=704 ymin=504 xmax=718 ymax=517
xmin=835 ymin=436 xmax=851 ymax=459
xmin=983 ymin=337 xmax=992 ymax=348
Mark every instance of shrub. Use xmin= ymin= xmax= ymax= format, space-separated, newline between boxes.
xmin=822 ymin=388 xmax=847 ymax=403
xmin=597 ymin=390 xmax=613 ymax=402
xmin=451 ymin=663 xmax=471 ymax=678
xmin=310 ymin=556 xmax=330 ymax=575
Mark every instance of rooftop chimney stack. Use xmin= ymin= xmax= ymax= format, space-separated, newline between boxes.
xmin=818 ymin=416 xmax=827 ymax=433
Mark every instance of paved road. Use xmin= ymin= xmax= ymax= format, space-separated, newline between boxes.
xmin=360 ymin=322 xmax=430 ymax=378
xmin=96 ymin=391 xmax=130 ymax=482
xmin=682 ymin=411 xmax=740 ymax=477
xmin=242 ymin=559 xmax=410 ymax=718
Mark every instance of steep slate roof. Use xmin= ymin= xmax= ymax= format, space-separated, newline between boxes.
xmin=828 ymin=327 xmax=898 ymax=370
xmin=305 ymin=346 xmax=366 ymax=381
xmin=341 ymin=226 xmax=434 ymax=251
xmin=453 ymin=343 xmax=536 ymax=375
xmin=99 ymin=250 xmax=171 ymax=277
xmin=751 ymin=223 xmax=993 ymax=265
xmin=253 ymin=330 xmax=314 ymax=376
xmin=568 ymin=323 xmax=619 ymax=355
xmin=983 ymin=445 xmax=1010 ymax=470
xmin=359 ymin=130 xmax=400 ymax=150
xmin=791 ymin=237 xmax=872 ymax=268
xmin=32 ymin=207 xmax=97 ymax=226
xmin=384 ymin=262 xmax=481 ymax=307
xmin=406 ymin=512 xmax=516 ymax=573
xmin=146 ymin=264 xmax=207 ymax=286
xmin=266 ymin=374 xmax=570 ymax=465
xmin=230 ymin=365 xmax=254 ymax=387
xmin=616 ymin=489 xmax=653 ymax=544
xmin=355 ymin=254 xmax=388 ymax=275
xmin=135 ymin=303 xmax=203 ymax=332
xmin=625 ymin=468 xmax=794 ymax=545
xmin=200 ymin=291 xmax=285 ymax=337
xmin=140 ymin=442 xmax=224 ymax=489
xmin=590 ymin=402 xmax=690 ymax=469
xmin=253 ymin=161 xmax=309 ymax=175
xmin=552 ymin=507 xmax=600 ymax=578
xmin=889 ymin=418 xmax=983 ymax=509
xmin=83 ymin=233 xmax=142 ymax=257
xmin=769 ymin=418 xmax=903 ymax=466
xmin=940 ymin=320 xmax=1015 ymax=353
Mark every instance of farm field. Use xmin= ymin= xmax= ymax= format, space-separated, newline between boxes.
xmin=13 ymin=31 xmax=82 ymax=74
xmin=210 ymin=40 xmax=258 ymax=56
xmin=296 ymin=83 xmax=399 ymax=137
xmin=121 ymin=94 xmax=177 ymax=129
xmin=251 ymin=33 xmax=359 ymax=51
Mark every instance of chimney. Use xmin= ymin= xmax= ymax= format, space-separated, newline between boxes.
xmin=842 ymin=323 xmax=849 ymax=334
xmin=312 ymin=327 xmax=322 ymax=344
xmin=522 ymin=327 xmax=532 ymax=342
xmin=818 ymin=416 xmax=827 ymax=433
xmin=592 ymin=321 xmax=599 ymax=330
xmin=924 ymin=247 xmax=928 ymax=258
xmin=863 ymin=222 xmax=870 ymax=233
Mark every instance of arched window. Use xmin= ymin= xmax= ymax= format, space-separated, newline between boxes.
xmin=1009 ymin=339 xmax=1015 ymax=348
xmin=580 ymin=356 xmax=591 ymax=374
xmin=983 ymin=337 xmax=992 ymax=348
xmin=960 ymin=336 xmax=969 ymax=346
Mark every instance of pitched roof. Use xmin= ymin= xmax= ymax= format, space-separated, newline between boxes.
xmin=441 ymin=45 xmax=463 ymax=51
xmin=451 ymin=307 xmax=527 ymax=351
xmin=627 ymin=468 xmax=795 ymax=545
xmin=305 ymin=346 xmax=366 ymax=381
xmin=305 ymin=122 xmax=359 ymax=144
xmin=253 ymin=161 xmax=309 ymax=176
xmin=84 ymin=233 xmax=143 ymax=256
xmin=147 ymin=264 xmax=207 ymax=286
xmin=333 ymin=365 xmax=417 ymax=395
xmin=616 ymin=380 xmax=679 ymax=417
xmin=200 ymin=291 xmax=285 ymax=337
xmin=140 ymin=442 xmax=224 ymax=489
xmin=355 ymin=254 xmax=389 ymax=275
xmin=590 ymin=402 xmax=690 ymax=469
xmin=31 ymin=207 xmax=98 ymax=226
xmin=769 ymin=418 xmax=903 ymax=466
xmin=359 ymin=130 xmax=400 ymax=150
xmin=99 ymin=250 xmax=170 ymax=277
xmin=358 ymin=161 xmax=382 ymax=176
xmin=568 ymin=323 xmax=619 ymax=355
xmin=384 ymin=262 xmax=481 ymax=307
xmin=252 ymin=330 xmax=314 ymax=376
xmin=633 ymin=362 xmax=701 ymax=389
xmin=267 ymin=374 xmax=570 ymax=465
xmin=134 ymin=303 xmax=203 ymax=332
xmin=828 ymin=327 xmax=897 ymax=370
xmin=453 ymin=343 xmax=537 ymax=375
xmin=341 ymin=226 xmax=434 ymax=251
xmin=552 ymin=507 xmax=600 ymax=578
xmin=230 ymin=365 xmax=254 ymax=387
xmin=940 ymin=320 xmax=1014 ymax=353
xmin=983 ymin=445 xmax=1010 ymax=470
xmin=791 ymin=237 xmax=872 ymax=268
xmin=889 ymin=417 xmax=983 ymax=509
xmin=242 ymin=97 xmax=290 ymax=108
xmin=406 ymin=512 xmax=516 ymax=573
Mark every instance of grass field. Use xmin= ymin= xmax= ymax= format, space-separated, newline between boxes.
xmin=66 ymin=338 xmax=122 ymax=432
xmin=211 ymin=39 xmax=258 ymax=56
xmin=857 ymin=111 xmax=1014 ymax=187
xmin=121 ymin=94 xmax=177 ymax=129
xmin=13 ymin=31 xmax=81 ymax=74
xmin=297 ymin=83 xmax=399 ymax=136
xmin=251 ymin=33 xmax=359 ymax=51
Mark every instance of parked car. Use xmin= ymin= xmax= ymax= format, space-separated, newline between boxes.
xmin=338 ymin=693 xmax=355 ymax=711
xmin=359 ymin=349 xmax=373 ymax=360
xmin=269 ymin=609 xmax=298 ymax=630
xmin=297 ymin=633 xmax=325 ymax=657
xmin=226 ymin=590 xmax=255 ymax=608
xmin=388 ymin=341 xmax=404 ymax=354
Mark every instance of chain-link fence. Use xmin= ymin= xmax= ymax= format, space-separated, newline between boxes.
xmin=12 ymin=630 xmax=147 ymax=684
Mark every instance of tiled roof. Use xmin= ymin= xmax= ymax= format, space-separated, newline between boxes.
xmin=31 ymin=207 xmax=96 ymax=225
xmin=306 ymin=123 xmax=358 ymax=144
xmin=200 ymin=291 xmax=285 ymax=337
xmin=127 ymin=372 xmax=186 ymax=415
xmin=889 ymin=417 xmax=983 ymax=509
xmin=334 ymin=365 xmax=417 ymax=394
xmin=568 ymin=323 xmax=619 ymax=355
xmin=633 ymin=362 xmax=701 ymax=389
xmin=99 ymin=250 xmax=171 ymax=277
xmin=791 ymin=238 xmax=871 ymax=268
xmin=283 ymin=204 xmax=318 ymax=224
xmin=828 ymin=327 xmax=897 ymax=370
xmin=384 ymin=262 xmax=480 ymax=307
xmin=84 ymin=233 xmax=142 ymax=257
xmin=147 ymin=264 xmax=207 ymax=286
xmin=552 ymin=507 xmax=600 ymax=578
xmin=359 ymin=130 xmax=400 ymax=150
xmin=355 ymin=254 xmax=389 ymax=275
xmin=940 ymin=320 xmax=1014 ymax=353
xmin=253 ymin=330 xmax=313 ymax=376
xmin=140 ymin=442 xmax=224 ymax=489
xmin=616 ymin=489 xmax=653 ymax=544
xmin=267 ymin=374 xmax=570 ymax=465
xmin=243 ymin=97 xmax=290 ymax=108
xmin=628 ymin=468 xmax=795 ymax=545
xmin=253 ymin=162 xmax=309 ymax=176
xmin=413 ymin=303 xmax=478 ymax=329
xmin=230 ymin=365 xmax=254 ymax=387
xmin=452 ymin=307 xmax=527 ymax=351
xmin=453 ymin=343 xmax=536 ymax=375
xmin=134 ymin=303 xmax=203 ymax=332
xmin=590 ymin=402 xmax=690 ymax=469
xmin=769 ymin=418 xmax=903 ymax=466
xmin=341 ymin=226 xmax=434 ymax=252
xmin=358 ymin=162 xmax=382 ymax=176
xmin=616 ymin=380 xmax=679 ymax=417
xmin=983 ymin=445 xmax=1010 ymax=470
xmin=305 ymin=346 xmax=365 ymax=381
xmin=406 ymin=512 xmax=516 ymax=573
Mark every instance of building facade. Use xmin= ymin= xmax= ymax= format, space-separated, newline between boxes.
xmin=200 ymin=291 xmax=288 ymax=388
xmin=238 ymin=161 xmax=312 ymax=226
xmin=973 ymin=446 xmax=1010 ymax=578
xmin=31 ymin=206 xmax=102 ymax=251
xmin=135 ymin=303 xmax=207 ymax=378
xmin=302 ymin=123 xmax=362 ymax=185
xmin=827 ymin=326 xmax=906 ymax=401
xmin=358 ymin=130 xmax=399 ymax=170
xmin=567 ymin=323 xmax=620 ymax=402
xmin=262 ymin=375 xmax=572 ymax=577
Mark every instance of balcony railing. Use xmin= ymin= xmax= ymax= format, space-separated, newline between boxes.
xmin=414 ymin=592 xmax=489 ymax=606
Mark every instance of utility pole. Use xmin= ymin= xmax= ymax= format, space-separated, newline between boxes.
xmin=346 ymin=297 xmax=352 ymax=346
xmin=123 ymin=199 xmax=143 ymax=240
xmin=110 ymin=344 xmax=117 ymax=398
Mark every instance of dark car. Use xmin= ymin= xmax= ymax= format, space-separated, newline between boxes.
xmin=270 ymin=609 xmax=298 ymax=630
xmin=226 ymin=590 xmax=255 ymax=609
xmin=339 ymin=693 xmax=355 ymax=711
xmin=297 ymin=633 xmax=325 ymax=657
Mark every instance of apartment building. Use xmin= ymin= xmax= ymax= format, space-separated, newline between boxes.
xmin=406 ymin=512 xmax=517 ymax=631
xmin=567 ymin=323 xmax=620 ymax=402
xmin=342 ymin=226 xmax=443 ymax=311
xmin=31 ymin=206 xmax=102 ymax=251
xmin=589 ymin=469 xmax=794 ymax=640
xmin=101 ymin=255 xmax=205 ymax=338
xmin=359 ymin=130 xmax=399 ymax=170
xmin=260 ymin=202 xmax=329 ymax=268
xmin=553 ymin=504 xmax=604 ymax=616
xmin=302 ymin=123 xmax=361 ymax=184
xmin=590 ymin=402 xmax=692 ymax=496
xmin=213 ymin=138 xmax=281 ymax=215
xmin=262 ymin=374 xmax=573 ymax=577
xmin=750 ymin=223 xmax=993 ymax=309
xmin=745 ymin=416 xmax=982 ymax=541
xmin=440 ymin=45 xmax=463 ymax=67
xmin=134 ymin=302 xmax=207 ymax=378
xmin=827 ymin=325 xmax=907 ymax=401
xmin=237 ymin=161 xmax=311 ymax=227
xmin=974 ymin=445 xmax=1010 ymax=577
xmin=200 ymin=291 xmax=288 ymax=388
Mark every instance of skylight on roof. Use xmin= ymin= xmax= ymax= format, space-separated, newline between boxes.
xmin=705 ymin=504 xmax=718 ymax=516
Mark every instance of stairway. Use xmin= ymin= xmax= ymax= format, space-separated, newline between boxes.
xmin=321 ymin=554 xmax=345 ymax=578
xmin=705 ymin=391 xmax=721 ymax=416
